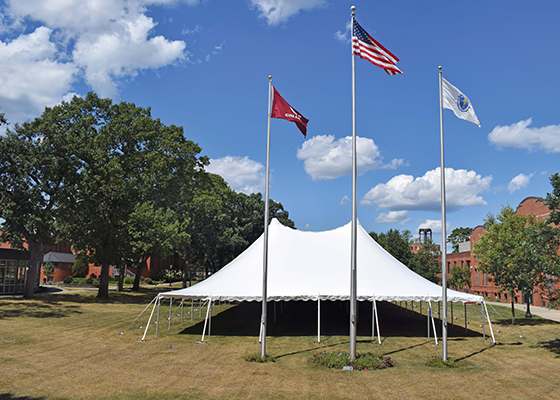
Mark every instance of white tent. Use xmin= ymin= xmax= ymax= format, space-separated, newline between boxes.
xmin=159 ymin=219 xmax=482 ymax=304
xmin=141 ymin=219 xmax=495 ymax=344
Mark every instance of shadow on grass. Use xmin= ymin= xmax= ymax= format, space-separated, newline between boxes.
xmin=534 ymin=338 xmax=560 ymax=357
xmin=0 ymin=289 xmax=162 ymax=320
xmin=493 ymin=318 xmax=560 ymax=327
xmin=0 ymin=394 xmax=45 ymax=400
xmin=178 ymin=300 xmax=484 ymax=339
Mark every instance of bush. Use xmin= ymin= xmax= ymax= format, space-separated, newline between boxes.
xmin=158 ymin=269 xmax=182 ymax=283
xmin=63 ymin=276 xmax=73 ymax=284
xmin=426 ymin=357 xmax=459 ymax=368
xmin=85 ymin=277 xmax=93 ymax=284
xmin=244 ymin=353 xmax=275 ymax=363
xmin=145 ymin=278 xmax=153 ymax=285
xmin=311 ymin=351 xmax=396 ymax=371
xmin=124 ymin=276 xmax=134 ymax=285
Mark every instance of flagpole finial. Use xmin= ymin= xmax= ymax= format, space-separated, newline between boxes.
xmin=351 ymin=5 xmax=356 ymax=14
xmin=438 ymin=66 xmax=442 ymax=70
xmin=268 ymin=75 xmax=272 ymax=80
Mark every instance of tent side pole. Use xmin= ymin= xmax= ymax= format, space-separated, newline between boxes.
xmin=209 ymin=297 xmax=212 ymax=339
xmin=481 ymin=303 xmax=486 ymax=340
xmin=374 ymin=298 xmax=381 ymax=345
xmin=427 ymin=301 xmax=431 ymax=339
xmin=156 ymin=296 xmax=161 ymax=337
xmin=191 ymin=299 xmax=194 ymax=321
xmin=168 ymin=298 xmax=173 ymax=331
xmin=317 ymin=295 xmax=321 ymax=344
xmin=199 ymin=299 xmax=202 ymax=318
xmin=198 ymin=299 xmax=211 ymax=343
xmin=181 ymin=299 xmax=184 ymax=325
xmin=465 ymin=302 xmax=468 ymax=333
xmin=140 ymin=296 xmax=158 ymax=341
xmin=274 ymin=301 xmax=277 ymax=324
xmin=428 ymin=300 xmax=438 ymax=345
xmin=483 ymin=301 xmax=496 ymax=344
xmin=450 ymin=301 xmax=453 ymax=327
xmin=372 ymin=300 xmax=375 ymax=340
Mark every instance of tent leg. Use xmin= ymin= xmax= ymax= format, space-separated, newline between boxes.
xmin=428 ymin=300 xmax=438 ymax=345
xmin=438 ymin=301 xmax=440 ymax=318
xmin=140 ymin=296 xmax=158 ymax=341
xmin=156 ymin=296 xmax=161 ymax=337
xmin=465 ymin=303 xmax=468 ymax=333
xmin=450 ymin=301 xmax=453 ymax=327
xmin=191 ymin=299 xmax=194 ymax=321
xmin=168 ymin=298 xmax=173 ymax=331
xmin=483 ymin=301 xmax=496 ymax=344
xmin=317 ymin=295 xmax=321 ymax=343
xmin=372 ymin=300 xmax=375 ymax=340
xmin=481 ymin=303 xmax=486 ymax=340
xmin=199 ymin=299 xmax=202 ymax=318
xmin=209 ymin=297 xmax=212 ymax=339
xmin=373 ymin=298 xmax=381 ymax=345
xmin=180 ymin=300 xmax=184 ymax=325
xmin=420 ymin=301 xmax=422 ymax=316
xmin=197 ymin=299 xmax=210 ymax=343
xmin=427 ymin=302 xmax=430 ymax=339
xmin=258 ymin=318 xmax=263 ymax=343
xmin=274 ymin=301 xmax=277 ymax=324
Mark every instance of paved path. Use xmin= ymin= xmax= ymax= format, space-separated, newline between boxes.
xmin=487 ymin=301 xmax=560 ymax=323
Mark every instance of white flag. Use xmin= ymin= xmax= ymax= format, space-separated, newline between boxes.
xmin=442 ymin=77 xmax=480 ymax=127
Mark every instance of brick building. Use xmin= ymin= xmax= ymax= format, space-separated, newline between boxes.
xmin=448 ymin=197 xmax=557 ymax=308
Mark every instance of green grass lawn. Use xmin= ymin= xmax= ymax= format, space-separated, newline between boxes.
xmin=1 ymin=291 xmax=559 ymax=400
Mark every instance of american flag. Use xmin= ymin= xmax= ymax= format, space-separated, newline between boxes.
xmin=352 ymin=18 xmax=403 ymax=76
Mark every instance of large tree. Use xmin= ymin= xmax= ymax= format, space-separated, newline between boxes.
xmin=34 ymin=92 xmax=206 ymax=298
xmin=447 ymin=227 xmax=472 ymax=253
xmin=369 ymin=229 xmax=413 ymax=266
xmin=409 ymin=238 xmax=441 ymax=284
xmin=0 ymin=116 xmax=71 ymax=298
xmin=473 ymin=205 xmax=560 ymax=322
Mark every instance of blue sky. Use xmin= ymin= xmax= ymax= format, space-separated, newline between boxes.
xmin=1 ymin=0 xmax=560 ymax=250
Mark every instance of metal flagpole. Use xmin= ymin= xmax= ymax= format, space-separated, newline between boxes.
xmin=261 ymin=75 xmax=273 ymax=358
xmin=438 ymin=66 xmax=449 ymax=361
xmin=350 ymin=5 xmax=358 ymax=361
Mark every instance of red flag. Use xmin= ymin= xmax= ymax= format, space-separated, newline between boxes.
xmin=271 ymin=87 xmax=309 ymax=137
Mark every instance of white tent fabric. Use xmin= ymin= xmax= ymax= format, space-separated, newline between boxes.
xmin=159 ymin=219 xmax=482 ymax=304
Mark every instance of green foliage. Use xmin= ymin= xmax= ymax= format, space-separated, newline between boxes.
xmin=63 ymin=276 xmax=73 ymax=284
xmin=426 ymin=357 xmax=459 ymax=368
xmin=311 ymin=351 xmax=396 ymax=371
xmin=369 ymin=229 xmax=412 ymax=266
xmin=71 ymin=252 xmax=90 ymax=278
xmin=158 ymin=269 xmax=182 ymax=283
xmin=473 ymin=205 xmax=560 ymax=322
xmin=447 ymin=227 xmax=472 ymax=253
xmin=448 ymin=263 xmax=471 ymax=290
xmin=244 ymin=353 xmax=276 ymax=363
xmin=42 ymin=262 xmax=54 ymax=278
xmin=409 ymin=239 xmax=441 ymax=284
xmin=123 ymin=276 xmax=134 ymax=285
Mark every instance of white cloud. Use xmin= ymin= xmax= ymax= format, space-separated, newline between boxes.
xmin=0 ymin=0 xmax=188 ymax=121
xmin=339 ymin=195 xmax=349 ymax=207
xmin=375 ymin=211 xmax=410 ymax=226
xmin=296 ymin=135 xmax=406 ymax=181
xmin=0 ymin=26 xmax=78 ymax=122
xmin=417 ymin=219 xmax=450 ymax=234
xmin=334 ymin=21 xmax=351 ymax=42
xmin=206 ymin=156 xmax=265 ymax=194
xmin=249 ymin=0 xmax=326 ymax=25
xmin=488 ymin=118 xmax=560 ymax=153
xmin=360 ymin=167 xmax=492 ymax=212
xmin=508 ymin=173 xmax=533 ymax=193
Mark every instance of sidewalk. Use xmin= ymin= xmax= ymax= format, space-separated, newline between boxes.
xmin=487 ymin=301 xmax=560 ymax=323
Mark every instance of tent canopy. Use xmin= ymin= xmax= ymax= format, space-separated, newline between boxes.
xmin=160 ymin=219 xmax=482 ymax=304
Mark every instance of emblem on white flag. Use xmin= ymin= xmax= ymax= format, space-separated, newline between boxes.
xmin=442 ymin=77 xmax=480 ymax=127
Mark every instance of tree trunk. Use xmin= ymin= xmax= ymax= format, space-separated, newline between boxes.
xmin=511 ymin=298 xmax=515 ymax=325
xmin=117 ymin=263 xmax=125 ymax=292
xmin=98 ymin=262 xmax=110 ymax=299
xmin=182 ymin=247 xmax=191 ymax=289
xmin=132 ymin=259 xmax=146 ymax=291
xmin=23 ymin=238 xmax=40 ymax=299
